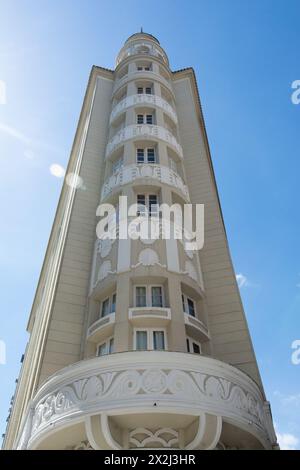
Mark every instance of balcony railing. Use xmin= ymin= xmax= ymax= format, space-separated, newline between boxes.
xmin=184 ymin=312 xmax=210 ymax=341
xmin=128 ymin=306 xmax=171 ymax=327
xmin=105 ymin=124 xmax=183 ymax=159
xmin=86 ymin=313 xmax=115 ymax=343
xmin=110 ymin=94 xmax=177 ymax=125
xmin=17 ymin=351 xmax=277 ymax=450
xmin=101 ymin=163 xmax=189 ymax=201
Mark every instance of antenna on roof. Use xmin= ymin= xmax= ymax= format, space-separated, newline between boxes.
xmin=141 ymin=27 xmax=143 ymax=33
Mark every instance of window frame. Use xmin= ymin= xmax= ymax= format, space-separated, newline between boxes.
xmin=133 ymin=327 xmax=167 ymax=351
xmin=182 ymin=293 xmax=197 ymax=317
xmin=134 ymin=284 xmax=165 ymax=308
xmin=186 ymin=336 xmax=201 ymax=355
xmin=136 ymin=147 xmax=156 ymax=164
xmin=96 ymin=336 xmax=114 ymax=357
xmin=136 ymin=193 xmax=159 ymax=217
xmin=100 ymin=292 xmax=117 ymax=318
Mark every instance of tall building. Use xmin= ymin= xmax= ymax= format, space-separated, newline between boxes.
xmin=3 ymin=32 xmax=277 ymax=450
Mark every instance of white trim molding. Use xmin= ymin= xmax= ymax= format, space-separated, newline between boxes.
xmin=110 ymin=94 xmax=178 ymax=125
xmin=16 ymin=351 xmax=277 ymax=450
xmin=105 ymin=125 xmax=183 ymax=160
xmin=101 ymin=164 xmax=188 ymax=201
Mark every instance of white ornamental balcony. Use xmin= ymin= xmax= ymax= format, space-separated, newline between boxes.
xmin=184 ymin=313 xmax=210 ymax=342
xmin=112 ymin=70 xmax=173 ymax=97
xmin=16 ymin=351 xmax=277 ymax=450
xmin=128 ymin=307 xmax=171 ymax=327
xmin=110 ymin=94 xmax=178 ymax=125
xmin=105 ymin=124 xmax=183 ymax=159
xmin=86 ymin=313 xmax=115 ymax=344
xmin=101 ymin=164 xmax=189 ymax=201
xmin=116 ymin=41 xmax=169 ymax=67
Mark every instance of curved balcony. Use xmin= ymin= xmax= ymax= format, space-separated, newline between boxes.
xmin=105 ymin=124 xmax=183 ymax=160
xmin=86 ymin=313 xmax=115 ymax=344
xmin=112 ymin=70 xmax=174 ymax=98
xmin=116 ymin=40 xmax=169 ymax=67
xmin=110 ymin=93 xmax=178 ymax=125
xmin=17 ymin=351 xmax=277 ymax=450
xmin=101 ymin=164 xmax=189 ymax=202
xmin=128 ymin=307 xmax=171 ymax=327
xmin=184 ymin=313 xmax=210 ymax=342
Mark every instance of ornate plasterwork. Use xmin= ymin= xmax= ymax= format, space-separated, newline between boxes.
xmin=98 ymin=261 xmax=116 ymax=281
xmin=184 ymin=260 xmax=198 ymax=282
xmin=105 ymin=125 xmax=183 ymax=159
xmin=24 ymin=362 xmax=272 ymax=449
xmin=73 ymin=440 xmax=93 ymax=450
xmin=98 ymin=238 xmax=113 ymax=258
xmin=101 ymin=164 xmax=189 ymax=201
xmin=110 ymin=94 xmax=177 ymax=125
xmin=129 ymin=428 xmax=179 ymax=448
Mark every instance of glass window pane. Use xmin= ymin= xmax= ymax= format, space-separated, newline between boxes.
xmin=186 ymin=338 xmax=190 ymax=353
xmin=137 ymin=148 xmax=144 ymax=163
xmin=97 ymin=343 xmax=107 ymax=356
xmin=145 ymin=87 xmax=152 ymax=94
xmin=152 ymin=286 xmax=163 ymax=307
xmin=182 ymin=294 xmax=186 ymax=312
xmin=137 ymin=114 xmax=144 ymax=124
xmin=137 ymin=66 xmax=143 ymax=71
xmin=101 ymin=298 xmax=110 ymax=317
xmin=193 ymin=343 xmax=201 ymax=354
xmin=136 ymin=331 xmax=147 ymax=350
xmin=109 ymin=338 xmax=114 ymax=354
xmin=147 ymin=148 xmax=155 ymax=163
xmin=149 ymin=195 xmax=158 ymax=217
xmin=137 ymin=195 xmax=146 ymax=216
xmin=153 ymin=331 xmax=165 ymax=350
xmin=111 ymin=294 xmax=116 ymax=313
xmin=146 ymin=114 xmax=153 ymax=124
xmin=187 ymin=298 xmax=195 ymax=317
xmin=136 ymin=286 xmax=147 ymax=307
xmin=137 ymin=87 xmax=143 ymax=94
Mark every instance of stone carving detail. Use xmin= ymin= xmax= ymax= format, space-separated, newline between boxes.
xmin=98 ymin=260 xmax=114 ymax=281
xmin=110 ymin=94 xmax=177 ymax=124
xmin=185 ymin=260 xmax=198 ymax=282
xmin=129 ymin=428 xmax=179 ymax=448
xmin=29 ymin=367 xmax=267 ymax=443
xmin=101 ymin=164 xmax=189 ymax=201
xmin=138 ymin=248 xmax=159 ymax=266
xmin=116 ymin=42 xmax=168 ymax=66
xmin=105 ymin=125 xmax=183 ymax=159
xmin=98 ymin=238 xmax=112 ymax=258
xmin=73 ymin=440 xmax=93 ymax=450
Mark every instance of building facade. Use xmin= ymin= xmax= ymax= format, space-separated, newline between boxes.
xmin=3 ymin=33 xmax=278 ymax=450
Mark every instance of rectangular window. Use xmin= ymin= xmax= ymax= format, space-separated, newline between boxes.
xmin=149 ymin=194 xmax=158 ymax=217
xmin=144 ymin=66 xmax=150 ymax=71
xmin=186 ymin=337 xmax=201 ymax=355
xmin=137 ymin=66 xmax=143 ymax=71
xmin=97 ymin=342 xmax=107 ymax=357
xmin=147 ymin=148 xmax=155 ymax=163
xmin=137 ymin=148 xmax=145 ymax=163
xmin=137 ymin=87 xmax=143 ymax=94
xmin=136 ymin=331 xmax=147 ymax=350
xmin=101 ymin=298 xmax=110 ymax=317
xmin=137 ymin=194 xmax=146 ymax=216
xmin=136 ymin=286 xmax=147 ymax=307
xmin=182 ymin=294 xmax=185 ymax=312
xmin=187 ymin=298 xmax=195 ymax=317
xmin=146 ymin=114 xmax=153 ymax=124
xmin=109 ymin=338 xmax=114 ymax=354
xmin=111 ymin=293 xmax=116 ymax=313
xmin=151 ymin=286 xmax=163 ymax=307
xmin=137 ymin=114 xmax=144 ymax=124
xmin=153 ymin=331 xmax=165 ymax=350
xmin=145 ymin=87 xmax=152 ymax=94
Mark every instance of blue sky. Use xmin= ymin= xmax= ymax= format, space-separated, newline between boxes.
xmin=0 ymin=0 xmax=299 ymax=449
